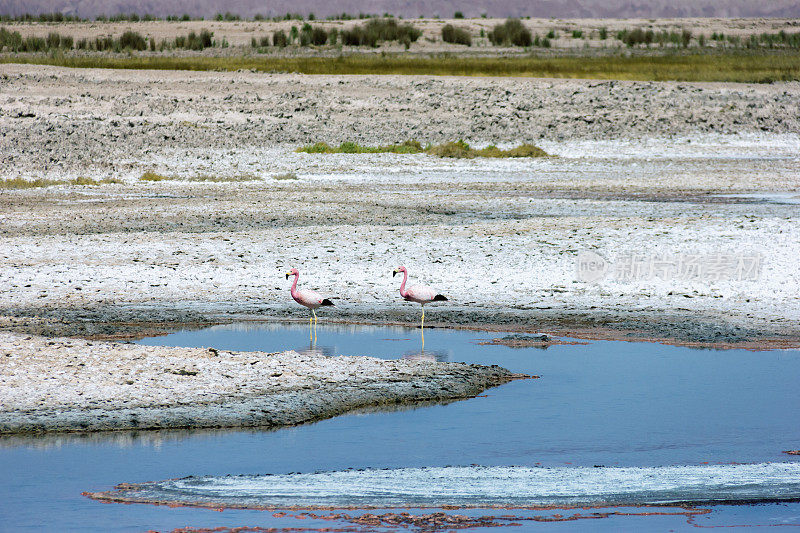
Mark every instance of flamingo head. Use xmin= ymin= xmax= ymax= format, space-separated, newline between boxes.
xmin=285 ymin=268 xmax=299 ymax=280
xmin=392 ymin=266 xmax=407 ymax=277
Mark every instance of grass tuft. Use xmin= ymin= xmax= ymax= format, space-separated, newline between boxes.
xmin=425 ymin=140 xmax=472 ymax=157
xmin=0 ymin=176 xmax=121 ymax=188
xmin=140 ymin=171 xmax=169 ymax=181
xmin=273 ymin=172 xmax=299 ymax=180
xmin=297 ymin=140 xmax=424 ymax=154
xmin=340 ymin=18 xmax=422 ymax=48
xmin=0 ymin=177 xmax=61 ymax=189
xmin=427 ymin=141 xmax=551 ymax=158
xmin=442 ymin=24 xmax=472 ymax=46
xmin=489 ymin=18 xmax=532 ymax=47
xmin=71 ymin=176 xmax=123 ymax=185
xmin=490 ymin=143 xmax=550 ymax=158
xmin=297 ymin=140 xmax=550 ymax=158
xmin=298 ymin=141 xmax=337 ymax=153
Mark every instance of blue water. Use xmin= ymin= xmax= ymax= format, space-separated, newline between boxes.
xmin=1 ymin=322 xmax=799 ymax=532
xmin=140 ymin=322 xmax=800 ymax=467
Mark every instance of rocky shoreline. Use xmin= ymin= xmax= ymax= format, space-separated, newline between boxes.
xmin=0 ymin=331 xmax=522 ymax=434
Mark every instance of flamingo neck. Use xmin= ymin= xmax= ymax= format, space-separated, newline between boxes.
xmin=398 ymin=269 xmax=408 ymax=298
xmin=290 ymin=273 xmax=299 ymax=298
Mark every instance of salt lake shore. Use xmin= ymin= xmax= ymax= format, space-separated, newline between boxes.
xmin=0 ymin=331 xmax=519 ymax=434
xmin=0 ymin=64 xmax=799 ymax=349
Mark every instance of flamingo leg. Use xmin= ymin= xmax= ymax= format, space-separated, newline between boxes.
xmin=309 ymin=313 xmax=313 ymax=341
xmin=312 ymin=309 xmax=318 ymax=342
xmin=421 ymin=305 xmax=425 ymax=349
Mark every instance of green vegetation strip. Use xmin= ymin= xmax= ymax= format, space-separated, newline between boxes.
xmin=2 ymin=52 xmax=799 ymax=81
xmin=0 ymin=176 xmax=121 ymax=189
xmin=297 ymin=140 xmax=551 ymax=158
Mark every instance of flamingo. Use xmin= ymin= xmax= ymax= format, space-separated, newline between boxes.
xmin=392 ymin=266 xmax=448 ymax=344
xmin=285 ymin=268 xmax=334 ymax=340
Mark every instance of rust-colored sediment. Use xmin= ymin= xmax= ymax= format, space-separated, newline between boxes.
xmin=85 ymin=484 xmax=800 ymax=531
xmin=140 ymin=507 xmax=717 ymax=532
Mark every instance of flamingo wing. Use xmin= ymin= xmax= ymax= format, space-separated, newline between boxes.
xmin=294 ymin=288 xmax=326 ymax=309
xmin=404 ymin=284 xmax=442 ymax=304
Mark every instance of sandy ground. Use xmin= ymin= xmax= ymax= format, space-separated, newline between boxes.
xmin=1 ymin=64 xmax=799 ymax=348
xmin=0 ymin=331 xmax=519 ymax=433
xmin=3 ymin=18 xmax=800 ymax=53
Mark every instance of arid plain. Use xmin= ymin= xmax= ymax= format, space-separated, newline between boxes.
xmin=1 ymin=62 xmax=798 ymax=347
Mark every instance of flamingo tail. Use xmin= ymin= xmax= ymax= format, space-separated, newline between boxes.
xmin=320 ymin=299 xmax=335 ymax=306
xmin=433 ymin=294 xmax=448 ymax=301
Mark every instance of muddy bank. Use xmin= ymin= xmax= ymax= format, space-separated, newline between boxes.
xmin=2 ymin=304 xmax=796 ymax=350
xmin=0 ymin=331 xmax=521 ymax=434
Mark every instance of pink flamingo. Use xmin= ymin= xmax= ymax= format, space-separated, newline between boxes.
xmin=392 ymin=266 xmax=448 ymax=336
xmin=285 ymin=268 xmax=334 ymax=340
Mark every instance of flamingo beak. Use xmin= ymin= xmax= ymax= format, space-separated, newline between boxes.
xmin=392 ymin=269 xmax=398 ymax=277
xmin=285 ymin=272 xmax=291 ymax=279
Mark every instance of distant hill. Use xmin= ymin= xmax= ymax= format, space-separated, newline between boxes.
xmin=2 ymin=0 xmax=800 ymax=19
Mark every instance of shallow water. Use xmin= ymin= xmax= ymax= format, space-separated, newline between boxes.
xmin=138 ymin=322 xmax=800 ymax=467
xmin=717 ymin=191 xmax=800 ymax=205
xmin=2 ymin=323 xmax=799 ymax=531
